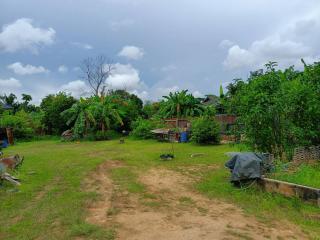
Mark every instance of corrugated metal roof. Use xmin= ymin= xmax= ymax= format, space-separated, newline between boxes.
xmin=151 ymin=128 xmax=171 ymax=134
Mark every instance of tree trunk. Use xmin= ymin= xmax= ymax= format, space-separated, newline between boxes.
xmin=101 ymin=122 xmax=105 ymax=133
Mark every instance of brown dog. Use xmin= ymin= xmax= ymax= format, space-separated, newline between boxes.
xmin=0 ymin=155 xmax=24 ymax=170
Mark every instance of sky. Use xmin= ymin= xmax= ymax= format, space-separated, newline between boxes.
xmin=0 ymin=0 xmax=320 ymax=104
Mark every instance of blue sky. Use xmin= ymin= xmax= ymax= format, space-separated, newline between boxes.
xmin=0 ymin=0 xmax=319 ymax=103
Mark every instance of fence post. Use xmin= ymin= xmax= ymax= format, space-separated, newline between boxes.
xmin=6 ymin=127 xmax=14 ymax=145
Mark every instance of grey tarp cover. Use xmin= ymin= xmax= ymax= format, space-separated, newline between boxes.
xmin=225 ymin=152 xmax=267 ymax=182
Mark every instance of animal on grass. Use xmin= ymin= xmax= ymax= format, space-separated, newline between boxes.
xmin=0 ymin=154 xmax=24 ymax=170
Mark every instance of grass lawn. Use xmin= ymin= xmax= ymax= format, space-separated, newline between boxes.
xmin=269 ymin=162 xmax=320 ymax=189
xmin=0 ymin=139 xmax=319 ymax=239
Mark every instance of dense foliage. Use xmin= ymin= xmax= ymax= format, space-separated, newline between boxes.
xmin=142 ymin=101 xmax=160 ymax=119
xmin=62 ymin=95 xmax=124 ymax=138
xmin=1 ymin=59 xmax=320 ymax=151
xmin=40 ymin=92 xmax=77 ymax=135
xmin=158 ymin=90 xmax=204 ymax=118
xmin=130 ymin=118 xmax=165 ymax=139
xmin=108 ymin=90 xmax=143 ymax=131
xmin=0 ymin=110 xmax=43 ymax=139
xmin=227 ymin=61 xmax=320 ymax=159
xmin=191 ymin=117 xmax=220 ymax=144
xmin=0 ymin=94 xmax=44 ymax=139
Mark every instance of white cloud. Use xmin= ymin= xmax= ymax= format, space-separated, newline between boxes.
xmin=192 ymin=90 xmax=204 ymax=98
xmin=118 ymin=45 xmax=144 ymax=60
xmin=0 ymin=78 xmax=22 ymax=90
xmin=60 ymin=80 xmax=88 ymax=98
xmin=7 ymin=62 xmax=49 ymax=75
xmin=106 ymin=63 xmax=143 ymax=91
xmin=131 ymin=90 xmax=149 ymax=101
xmin=71 ymin=42 xmax=93 ymax=50
xmin=109 ymin=19 xmax=134 ymax=31
xmin=223 ymin=12 xmax=320 ymax=70
xmin=223 ymin=45 xmax=255 ymax=69
xmin=58 ymin=65 xmax=68 ymax=73
xmin=0 ymin=18 xmax=55 ymax=53
xmin=219 ymin=39 xmax=234 ymax=49
xmin=223 ymin=36 xmax=312 ymax=69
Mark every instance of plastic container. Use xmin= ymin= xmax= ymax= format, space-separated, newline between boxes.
xmin=180 ymin=131 xmax=188 ymax=143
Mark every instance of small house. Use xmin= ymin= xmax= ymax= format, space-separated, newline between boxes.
xmin=164 ymin=118 xmax=190 ymax=129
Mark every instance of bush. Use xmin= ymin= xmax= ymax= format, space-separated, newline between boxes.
xmin=191 ymin=117 xmax=220 ymax=144
xmin=0 ymin=110 xmax=34 ymax=139
xmin=130 ymin=118 xmax=160 ymax=139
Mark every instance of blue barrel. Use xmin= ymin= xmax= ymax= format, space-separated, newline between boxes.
xmin=2 ymin=139 xmax=8 ymax=148
xmin=180 ymin=131 xmax=188 ymax=142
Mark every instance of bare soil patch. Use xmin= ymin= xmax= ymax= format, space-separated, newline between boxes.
xmin=84 ymin=160 xmax=123 ymax=225
xmin=84 ymin=162 xmax=309 ymax=240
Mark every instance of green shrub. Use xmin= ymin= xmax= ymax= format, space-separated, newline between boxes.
xmin=191 ymin=117 xmax=220 ymax=144
xmin=0 ymin=110 xmax=34 ymax=139
xmin=130 ymin=118 xmax=162 ymax=139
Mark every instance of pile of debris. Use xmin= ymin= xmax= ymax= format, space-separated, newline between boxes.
xmin=0 ymin=152 xmax=24 ymax=185
xmin=61 ymin=129 xmax=73 ymax=141
xmin=225 ymin=152 xmax=273 ymax=184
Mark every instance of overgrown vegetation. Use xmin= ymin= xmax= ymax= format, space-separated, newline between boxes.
xmin=269 ymin=162 xmax=320 ymax=188
xmin=225 ymin=61 xmax=320 ymax=159
xmin=1 ymin=59 xmax=320 ymax=156
xmin=130 ymin=118 xmax=160 ymax=139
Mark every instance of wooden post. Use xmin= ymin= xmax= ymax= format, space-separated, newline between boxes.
xmin=6 ymin=127 xmax=14 ymax=145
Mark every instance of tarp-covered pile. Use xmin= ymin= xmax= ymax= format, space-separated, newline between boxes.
xmin=225 ymin=152 xmax=272 ymax=182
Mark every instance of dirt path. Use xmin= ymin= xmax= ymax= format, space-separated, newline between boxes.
xmin=85 ymin=161 xmax=309 ymax=240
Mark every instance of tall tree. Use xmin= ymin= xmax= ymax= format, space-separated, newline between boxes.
xmin=22 ymin=94 xmax=32 ymax=104
xmin=62 ymin=98 xmax=95 ymax=137
xmin=230 ymin=61 xmax=320 ymax=159
xmin=160 ymin=90 xmax=203 ymax=118
xmin=91 ymin=96 xmax=123 ymax=132
xmin=80 ymin=55 xmax=114 ymax=96
xmin=108 ymin=90 xmax=143 ymax=130
xmin=0 ymin=93 xmax=17 ymax=106
xmin=40 ymin=92 xmax=76 ymax=135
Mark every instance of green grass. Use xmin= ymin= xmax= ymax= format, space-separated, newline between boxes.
xmin=270 ymin=163 xmax=320 ymax=189
xmin=70 ymin=223 xmax=115 ymax=239
xmin=0 ymin=139 xmax=319 ymax=239
xmin=196 ymin=166 xmax=320 ymax=238
xmin=110 ymin=167 xmax=145 ymax=193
